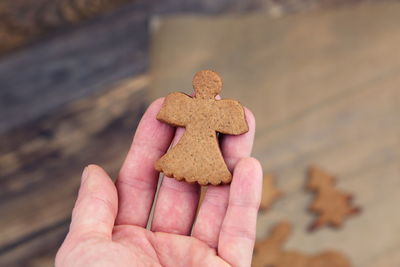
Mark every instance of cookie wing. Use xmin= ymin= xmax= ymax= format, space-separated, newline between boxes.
xmin=215 ymin=99 xmax=249 ymax=135
xmin=157 ymin=92 xmax=193 ymax=127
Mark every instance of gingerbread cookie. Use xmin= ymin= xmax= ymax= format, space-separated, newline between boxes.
xmin=155 ymin=70 xmax=248 ymax=185
xmin=253 ymin=222 xmax=292 ymax=267
xmin=260 ymin=174 xmax=282 ymax=210
xmin=252 ymin=222 xmax=352 ymax=267
xmin=307 ymin=166 xmax=361 ymax=231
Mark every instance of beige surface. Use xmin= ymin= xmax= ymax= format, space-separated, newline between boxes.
xmin=150 ymin=2 xmax=400 ymax=266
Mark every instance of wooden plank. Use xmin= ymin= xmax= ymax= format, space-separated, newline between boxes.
xmin=254 ymin=74 xmax=400 ymax=190
xmin=150 ymin=2 xmax=400 ymax=133
xmin=256 ymin=75 xmax=400 ymax=266
xmin=0 ymin=2 xmax=148 ymax=134
xmin=0 ymin=221 xmax=68 ymax=267
xmin=0 ymin=75 xmax=148 ymax=255
xmin=149 ymin=3 xmax=400 ymax=266
xmin=370 ymin=246 xmax=400 ymax=267
xmin=0 ymin=0 xmax=134 ymax=55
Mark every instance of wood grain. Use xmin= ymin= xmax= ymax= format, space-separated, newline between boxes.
xmin=150 ymin=3 xmax=400 ymax=266
xmin=0 ymin=2 xmax=148 ymax=134
xmin=0 ymin=221 xmax=68 ymax=267
xmin=0 ymin=0 xmax=249 ymax=56
xmin=0 ymin=75 xmax=148 ymax=264
xmin=0 ymin=0 xmax=134 ymax=55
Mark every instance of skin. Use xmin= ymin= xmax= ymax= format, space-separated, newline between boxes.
xmin=56 ymin=98 xmax=262 ymax=267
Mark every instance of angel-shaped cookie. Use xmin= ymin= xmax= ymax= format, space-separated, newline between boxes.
xmin=155 ymin=70 xmax=248 ymax=185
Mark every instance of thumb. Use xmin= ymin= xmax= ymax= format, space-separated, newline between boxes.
xmin=56 ymin=165 xmax=118 ymax=265
xmin=68 ymin=164 xmax=118 ymax=239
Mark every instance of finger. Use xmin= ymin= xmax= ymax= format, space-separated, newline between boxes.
xmin=115 ymin=98 xmax=175 ymax=227
xmin=221 ymin=107 xmax=255 ymax=169
xmin=69 ymin=165 xmax=118 ymax=239
xmin=151 ymin=127 xmax=200 ymax=235
xmin=56 ymin=165 xmax=118 ymax=264
xmin=218 ymin=157 xmax=262 ymax=267
xmin=192 ymin=108 xmax=255 ymax=248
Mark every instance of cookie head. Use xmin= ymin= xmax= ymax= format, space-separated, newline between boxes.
xmin=308 ymin=166 xmax=335 ymax=190
xmin=193 ymin=70 xmax=222 ymax=99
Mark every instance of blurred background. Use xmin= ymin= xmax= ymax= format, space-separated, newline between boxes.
xmin=1 ymin=0 xmax=399 ymax=266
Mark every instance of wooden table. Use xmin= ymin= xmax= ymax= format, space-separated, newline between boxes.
xmin=0 ymin=0 xmax=394 ymax=266
xmin=150 ymin=3 xmax=400 ymax=266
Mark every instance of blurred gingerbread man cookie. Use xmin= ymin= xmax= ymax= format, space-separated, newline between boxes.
xmin=260 ymin=174 xmax=282 ymax=210
xmin=253 ymin=222 xmax=352 ymax=267
xmin=307 ymin=166 xmax=361 ymax=231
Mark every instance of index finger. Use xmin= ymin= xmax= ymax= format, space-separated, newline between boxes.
xmin=115 ymin=98 xmax=175 ymax=227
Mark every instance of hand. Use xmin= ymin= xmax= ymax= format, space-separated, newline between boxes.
xmin=56 ymin=98 xmax=262 ymax=267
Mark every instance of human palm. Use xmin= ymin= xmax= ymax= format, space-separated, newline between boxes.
xmin=56 ymin=98 xmax=262 ymax=267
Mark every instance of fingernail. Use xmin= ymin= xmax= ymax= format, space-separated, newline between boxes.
xmin=81 ymin=166 xmax=90 ymax=184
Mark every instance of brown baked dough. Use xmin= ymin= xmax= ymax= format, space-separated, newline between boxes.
xmin=260 ymin=174 xmax=282 ymax=210
xmin=307 ymin=166 xmax=361 ymax=231
xmin=155 ymin=70 xmax=248 ymax=185
xmin=253 ymin=222 xmax=352 ymax=267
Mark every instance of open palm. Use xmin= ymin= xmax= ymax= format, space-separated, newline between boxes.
xmin=56 ymin=98 xmax=262 ymax=267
